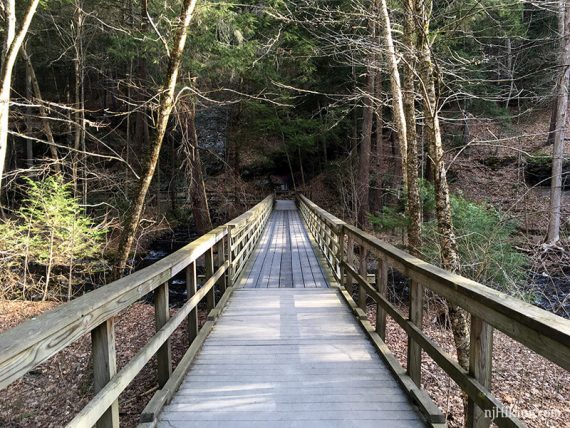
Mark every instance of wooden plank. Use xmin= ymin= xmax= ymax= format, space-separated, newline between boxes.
xmin=375 ymin=257 xmax=388 ymax=340
xmin=67 ymin=263 xmax=229 ymax=427
xmin=342 ymin=223 xmax=570 ymax=370
xmin=186 ymin=262 xmax=198 ymax=344
xmin=407 ymin=280 xmax=423 ymax=386
xmin=335 ymin=283 xmax=446 ymax=425
xmin=280 ymin=211 xmax=293 ymax=288
xmin=91 ymin=319 xmax=119 ymax=428
xmin=467 ymin=316 xmax=494 ymax=428
xmin=205 ymin=248 xmax=215 ymax=310
xmin=155 ymin=282 xmax=172 ymax=388
xmin=158 ymin=289 xmax=425 ymax=428
xmin=267 ymin=211 xmax=284 ymax=288
xmin=0 ymin=226 xmax=229 ymax=390
xmin=140 ymin=283 xmax=233 ymax=423
xmin=358 ymin=247 xmax=368 ymax=311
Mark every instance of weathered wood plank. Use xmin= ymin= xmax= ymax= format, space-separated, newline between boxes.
xmin=186 ymin=262 xmax=198 ymax=344
xmin=91 ymin=319 xmax=120 ymax=428
xmin=407 ymin=280 xmax=423 ymax=386
xmin=467 ymin=316 xmax=494 ymax=428
xmin=155 ymin=282 xmax=172 ymax=388
xmin=158 ymin=288 xmax=425 ymax=427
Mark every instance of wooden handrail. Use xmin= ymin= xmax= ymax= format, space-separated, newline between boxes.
xmin=297 ymin=194 xmax=570 ymax=428
xmin=0 ymin=194 xmax=274 ymax=427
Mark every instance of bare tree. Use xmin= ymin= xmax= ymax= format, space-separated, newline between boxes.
xmin=547 ymin=0 xmax=570 ymax=245
xmin=415 ymin=0 xmax=470 ymax=371
xmin=377 ymin=0 xmax=408 ymax=187
xmin=0 ymin=0 xmax=41 ymax=195
xmin=402 ymin=0 xmax=422 ymax=256
xmin=357 ymin=6 xmax=377 ymax=229
xmin=115 ymin=0 xmax=199 ymax=275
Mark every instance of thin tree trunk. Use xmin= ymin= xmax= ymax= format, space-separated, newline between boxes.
xmin=0 ymin=0 xmax=41 ymax=195
xmin=285 ymin=143 xmax=297 ymax=192
xmin=376 ymin=0 xmax=408 ymax=188
xmin=357 ymin=15 xmax=376 ymax=229
xmin=547 ymin=0 xmax=570 ymax=245
xmin=298 ymin=146 xmax=306 ymax=187
xmin=115 ymin=0 xmax=199 ymax=276
xmin=134 ymin=0 xmax=150 ymax=162
xmin=546 ymin=0 xmax=567 ymax=147
xmin=21 ymin=46 xmax=61 ymax=171
xmin=187 ymin=105 xmax=213 ymax=235
xmin=72 ymin=0 xmax=86 ymax=198
xmin=402 ymin=0 xmax=422 ymax=257
xmin=25 ymin=49 xmax=33 ymax=168
xmin=371 ymin=59 xmax=384 ymax=212
xmin=416 ymin=0 xmax=469 ymax=371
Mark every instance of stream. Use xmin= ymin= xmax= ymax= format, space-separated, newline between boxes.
xmin=137 ymin=224 xmax=201 ymax=306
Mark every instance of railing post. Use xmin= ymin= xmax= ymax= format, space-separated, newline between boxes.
xmin=155 ymin=281 xmax=171 ymax=387
xmin=186 ymin=262 xmax=198 ymax=344
xmin=467 ymin=316 xmax=493 ymax=428
xmin=218 ymin=238 xmax=227 ymax=294
xmin=205 ymin=247 xmax=215 ymax=311
xmin=335 ymin=225 xmax=344 ymax=281
xmin=91 ymin=319 xmax=119 ymax=428
xmin=227 ymin=226 xmax=235 ymax=286
xmin=358 ymin=247 xmax=368 ymax=311
xmin=375 ymin=257 xmax=388 ymax=341
xmin=407 ymin=280 xmax=423 ymax=386
xmin=343 ymin=234 xmax=354 ymax=291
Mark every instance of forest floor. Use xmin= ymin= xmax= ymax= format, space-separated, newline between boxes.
xmin=1 ymin=299 xmax=568 ymax=427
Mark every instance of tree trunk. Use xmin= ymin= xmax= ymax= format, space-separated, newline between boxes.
xmin=134 ymin=0 xmax=150 ymax=164
xmin=371 ymin=57 xmax=384 ymax=213
xmin=416 ymin=0 xmax=469 ymax=371
xmin=72 ymin=0 xmax=86 ymax=199
xmin=357 ymin=17 xmax=376 ymax=229
xmin=547 ymin=0 xmax=570 ymax=245
xmin=0 ymin=0 xmax=40 ymax=195
xmin=25 ymin=49 xmax=33 ymax=168
xmin=21 ymin=46 xmax=61 ymax=172
xmin=376 ymin=0 xmax=408 ymax=188
xmin=187 ymin=105 xmax=213 ymax=235
xmin=115 ymin=0 xmax=199 ymax=276
xmin=402 ymin=0 xmax=422 ymax=257
xmin=546 ymin=0 xmax=567 ymax=147
xmin=298 ymin=146 xmax=306 ymax=187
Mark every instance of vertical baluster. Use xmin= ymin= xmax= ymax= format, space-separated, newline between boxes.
xmin=227 ymin=226 xmax=235 ymax=286
xmin=218 ymin=238 xmax=227 ymax=294
xmin=467 ymin=316 xmax=493 ymax=428
xmin=155 ymin=282 xmax=171 ymax=387
xmin=205 ymin=247 xmax=215 ymax=311
xmin=336 ymin=226 xmax=344 ymax=282
xmin=186 ymin=262 xmax=198 ymax=344
xmin=375 ymin=257 xmax=388 ymax=340
xmin=92 ymin=319 xmax=119 ymax=428
xmin=344 ymin=234 xmax=354 ymax=291
xmin=407 ymin=280 xmax=423 ymax=386
xmin=358 ymin=247 xmax=368 ymax=311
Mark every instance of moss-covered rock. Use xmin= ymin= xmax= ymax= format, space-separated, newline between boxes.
xmin=524 ymin=154 xmax=570 ymax=189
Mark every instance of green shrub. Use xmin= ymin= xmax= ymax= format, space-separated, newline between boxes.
xmin=0 ymin=177 xmax=107 ymax=300
xmin=369 ymin=183 xmax=528 ymax=296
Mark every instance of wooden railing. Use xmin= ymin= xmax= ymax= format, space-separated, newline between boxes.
xmin=0 ymin=194 xmax=273 ymax=428
xmin=298 ymin=194 xmax=570 ymax=428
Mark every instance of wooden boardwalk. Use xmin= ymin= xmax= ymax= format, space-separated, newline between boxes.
xmin=240 ymin=200 xmax=328 ymax=288
xmin=157 ymin=201 xmax=426 ymax=427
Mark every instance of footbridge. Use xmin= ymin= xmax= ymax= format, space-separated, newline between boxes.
xmin=0 ymin=195 xmax=568 ymax=428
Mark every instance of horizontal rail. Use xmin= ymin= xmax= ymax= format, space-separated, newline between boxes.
xmin=298 ymin=194 xmax=570 ymax=428
xmin=67 ymin=261 xmax=229 ymax=427
xmin=0 ymin=194 xmax=274 ymax=427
